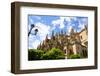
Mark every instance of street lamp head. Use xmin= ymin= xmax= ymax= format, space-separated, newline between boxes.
xmin=34 ymin=29 xmax=38 ymax=35
xmin=31 ymin=24 xmax=35 ymax=28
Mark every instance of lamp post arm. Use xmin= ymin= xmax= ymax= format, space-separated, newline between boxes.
xmin=28 ymin=27 xmax=33 ymax=37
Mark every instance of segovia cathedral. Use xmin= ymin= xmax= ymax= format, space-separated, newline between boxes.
xmin=37 ymin=25 xmax=88 ymax=58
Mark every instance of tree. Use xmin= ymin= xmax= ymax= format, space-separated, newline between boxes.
xmin=67 ymin=54 xmax=81 ymax=59
xmin=28 ymin=49 xmax=44 ymax=60
xmin=42 ymin=48 xmax=65 ymax=60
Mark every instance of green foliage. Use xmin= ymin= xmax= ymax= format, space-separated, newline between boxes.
xmin=42 ymin=48 xmax=65 ymax=60
xmin=28 ymin=49 xmax=44 ymax=60
xmin=28 ymin=48 xmax=65 ymax=60
xmin=67 ymin=54 xmax=81 ymax=59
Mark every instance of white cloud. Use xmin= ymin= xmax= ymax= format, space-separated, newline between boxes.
xmin=64 ymin=17 xmax=72 ymax=22
xmin=51 ymin=17 xmax=77 ymax=35
xmin=29 ymin=16 xmax=41 ymax=25
xmin=78 ymin=18 xmax=87 ymax=32
xmin=51 ymin=17 xmax=74 ymax=30
xmin=71 ymin=17 xmax=77 ymax=21
xmin=81 ymin=18 xmax=88 ymax=25
xmin=32 ymin=40 xmax=41 ymax=49
xmin=29 ymin=22 xmax=51 ymax=49
xmin=51 ymin=17 xmax=87 ymax=35
xmin=67 ymin=25 xmax=73 ymax=35
xmin=30 ymin=18 xmax=34 ymax=24
xmin=63 ymin=17 xmax=76 ymax=34
xmin=52 ymin=17 xmax=65 ymax=29
xmin=52 ymin=19 xmax=61 ymax=26
xmin=28 ymin=35 xmax=36 ymax=49
xmin=78 ymin=23 xmax=85 ymax=31
xmin=52 ymin=19 xmax=62 ymax=29
xmin=35 ymin=22 xmax=50 ymax=40
xmin=59 ymin=22 xmax=65 ymax=29
xmin=71 ymin=24 xmax=76 ymax=27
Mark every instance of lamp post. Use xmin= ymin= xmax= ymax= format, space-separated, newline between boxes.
xmin=34 ymin=29 xmax=38 ymax=35
xmin=28 ymin=24 xmax=38 ymax=36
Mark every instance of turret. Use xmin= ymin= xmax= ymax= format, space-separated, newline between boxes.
xmin=84 ymin=25 xmax=87 ymax=30
xmin=84 ymin=25 xmax=88 ymax=34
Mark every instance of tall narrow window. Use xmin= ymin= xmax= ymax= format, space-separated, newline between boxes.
xmin=80 ymin=36 xmax=82 ymax=39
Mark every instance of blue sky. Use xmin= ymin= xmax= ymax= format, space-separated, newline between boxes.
xmin=28 ymin=15 xmax=88 ymax=49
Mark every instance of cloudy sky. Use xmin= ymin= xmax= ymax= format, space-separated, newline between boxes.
xmin=28 ymin=15 xmax=88 ymax=49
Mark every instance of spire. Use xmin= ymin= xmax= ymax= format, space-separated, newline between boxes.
xmin=58 ymin=31 xmax=60 ymax=35
xmin=52 ymin=30 xmax=54 ymax=37
xmin=55 ymin=32 xmax=58 ymax=36
xmin=84 ymin=25 xmax=87 ymax=30
xmin=64 ymin=30 xmax=66 ymax=35
xmin=60 ymin=29 xmax=64 ymax=35
xmin=70 ymin=28 xmax=74 ymax=35
xmin=46 ymin=34 xmax=48 ymax=39
xmin=39 ymin=42 xmax=41 ymax=48
xmin=61 ymin=29 xmax=63 ymax=34
xmin=84 ymin=25 xmax=88 ymax=34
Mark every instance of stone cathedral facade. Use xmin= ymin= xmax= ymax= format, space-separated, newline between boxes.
xmin=37 ymin=25 xmax=88 ymax=58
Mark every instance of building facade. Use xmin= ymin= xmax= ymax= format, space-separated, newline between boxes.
xmin=37 ymin=25 xmax=88 ymax=58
